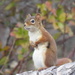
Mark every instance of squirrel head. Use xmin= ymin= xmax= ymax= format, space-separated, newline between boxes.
xmin=24 ymin=13 xmax=42 ymax=32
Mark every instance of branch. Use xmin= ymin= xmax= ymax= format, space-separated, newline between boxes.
xmin=16 ymin=62 xmax=75 ymax=75
xmin=10 ymin=50 xmax=32 ymax=75
xmin=57 ymin=35 xmax=75 ymax=45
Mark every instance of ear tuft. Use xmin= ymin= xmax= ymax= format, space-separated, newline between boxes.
xmin=35 ymin=13 xmax=41 ymax=20
xmin=26 ymin=14 xmax=31 ymax=18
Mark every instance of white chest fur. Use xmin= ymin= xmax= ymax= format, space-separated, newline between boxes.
xmin=28 ymin=30 xmax=42 ymax=43
xmin=28 ymin=30 xmax=48 ymax=69
xmin=32 ymin=42 xmax=48 ymax=69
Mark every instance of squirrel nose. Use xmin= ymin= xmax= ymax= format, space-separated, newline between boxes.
xmin=24 ymin=22 xmax=28 ymax=27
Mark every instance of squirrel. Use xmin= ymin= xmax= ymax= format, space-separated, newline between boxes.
xmin=24 ymin=13 xmax=72 ymax=70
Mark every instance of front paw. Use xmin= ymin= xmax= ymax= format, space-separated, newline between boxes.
xmin=30 ymin=41 xmax=36 ymax=47
xmin=38 ymin=68 xmax=47 ymax=71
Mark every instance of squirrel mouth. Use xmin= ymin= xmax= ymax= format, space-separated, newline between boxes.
xmin=24 ymin=27 xmax=30 ymax=31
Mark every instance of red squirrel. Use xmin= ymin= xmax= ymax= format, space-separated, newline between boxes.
xmin=24 ymin=13 xmax=72 ymax=69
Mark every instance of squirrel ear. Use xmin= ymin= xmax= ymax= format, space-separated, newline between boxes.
xmin=35 ymin=13 xmax=41 ymax=20
xmin=26 ymin=14 xmax=31 ymax=18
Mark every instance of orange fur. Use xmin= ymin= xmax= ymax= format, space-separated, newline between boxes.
xmin=24 ymin=13 xmax=72 ymax=69
xmin=56 ymin=58 xmax=72 ymax=66
xmin=24 ymin=13 xmax=57 ymax=68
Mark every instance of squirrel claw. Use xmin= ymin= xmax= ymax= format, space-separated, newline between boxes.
xmin=38 ymin=68 xmax=47 ymax=71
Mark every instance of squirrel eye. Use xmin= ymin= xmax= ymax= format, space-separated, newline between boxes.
xmin=30 ymin=19 xmax=35 ymax=24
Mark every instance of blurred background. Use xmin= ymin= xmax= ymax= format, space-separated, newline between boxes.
xmin=0 ymin=0 xmax=75 ymax=75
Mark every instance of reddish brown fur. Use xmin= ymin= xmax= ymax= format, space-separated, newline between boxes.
xmin=56 ymin=58 xmax=72 ymax=66
xmin=33 ymin=25 xmax=57 ymax=67
xmin=25 ymin=14 xmax=57 ymax=68
xmin=24 ymin=13 xmax=71 ymax=69
xmin=45 ymin=48 xmax=57 ymax=67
